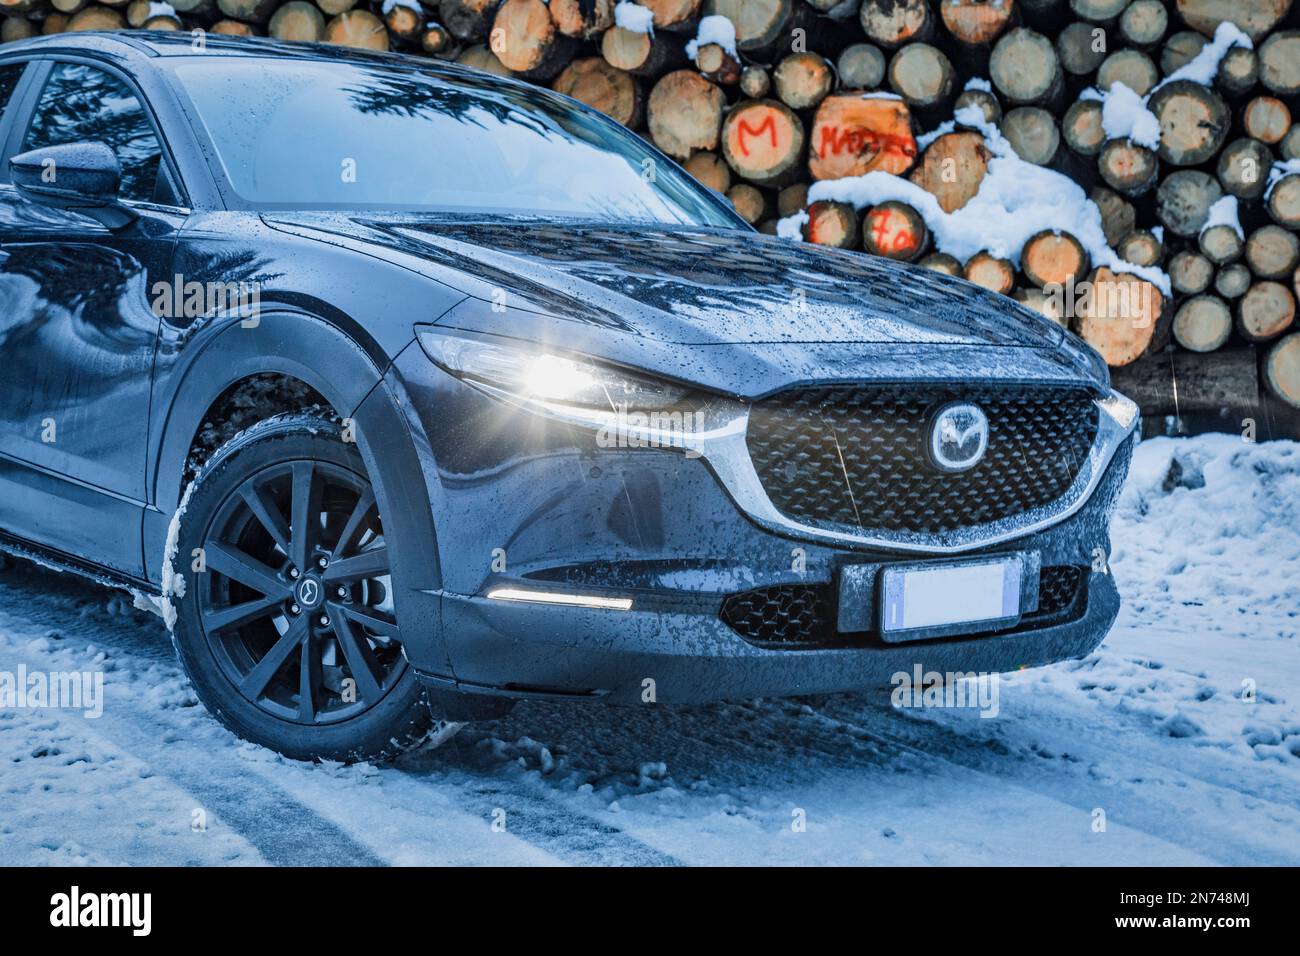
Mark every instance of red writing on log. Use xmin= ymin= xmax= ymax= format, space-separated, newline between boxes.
xmin=868 ymin=210 xmax=918 ymax=253
xmin=818 ymin=126 xmax=917 ymax=164
xmin=736 ymin=114 xmax=779 ymax=156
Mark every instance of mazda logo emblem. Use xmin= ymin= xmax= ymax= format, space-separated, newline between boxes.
xmin=296 ymin=577 xmax=322 ymax=608
xmin=928 ymin=402 xmax=989 ymax=473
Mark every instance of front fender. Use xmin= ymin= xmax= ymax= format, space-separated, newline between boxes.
xmin=148 ymin=308 xmax=384 ymax=522
xmin=144 ymin=310 xmax=453 ymax=676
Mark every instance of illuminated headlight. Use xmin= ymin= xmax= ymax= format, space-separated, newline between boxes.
xmin=416 ymin=327 xmax=688 ymax=410
xmin=416 ymin=327 xmax=748 ymax=458
xmin=1096 ymin=389 xmax=1139 ymax=430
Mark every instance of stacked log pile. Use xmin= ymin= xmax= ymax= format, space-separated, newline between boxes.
xmin=5 ymin=0 xmax=1300 ymax=425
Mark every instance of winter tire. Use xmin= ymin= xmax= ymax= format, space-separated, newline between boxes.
xmin=165 ymin=412 xmax=437 ymax=762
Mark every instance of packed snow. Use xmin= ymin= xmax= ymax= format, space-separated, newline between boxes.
xmin=1151 ymin=21 xmax=1252 ymax=92
xmin=1266 ymin=159 xmax=1300 ymax=200
xmin=685 ymin=15 xmax=737 ymax=60
xmin=613 ymin=1 xmax=654 ymax=35
xmin=1069 ymin=22 xmax=1251 ymax=164
xmin=779 ymin=106 xmax=1172 ymax=295
xmin=1200 ymin=195 xmax=1244 ymax=239
xmin=1098 ymin=83 xmax=1161 ymax=150
xmin=1 ymin=435 xmax=1297 ymax=865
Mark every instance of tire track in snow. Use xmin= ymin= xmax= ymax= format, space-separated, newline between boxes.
xmin=462 ymin=783 xmax=681 ymax=866
xmin=0 ymin=564 xmax=679 ymax=866
xmin=1 ymin=626 xmax=386 ymax=867
xmin=804 ymin=698 xmax=1300 ymax=866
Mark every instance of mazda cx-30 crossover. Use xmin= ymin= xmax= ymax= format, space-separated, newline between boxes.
xmin=0 ymin=32 xmax=1138 ymax=760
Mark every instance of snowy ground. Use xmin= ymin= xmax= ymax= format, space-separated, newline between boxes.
xmin=1 ymin=434 xmax=1297 ymax=866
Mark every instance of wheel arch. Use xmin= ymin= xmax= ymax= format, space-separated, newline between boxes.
xmin=146 ymin=310 xmax=453 ymax=675
xmin=149 ymin=309 xmax=384 ymax=518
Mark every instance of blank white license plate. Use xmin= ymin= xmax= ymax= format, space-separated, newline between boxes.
xmin=879 ymin=557 xmax=1022 ymax=640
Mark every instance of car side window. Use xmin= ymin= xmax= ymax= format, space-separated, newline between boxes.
xmin=0 ymin=62 xmax=26 ymax=119
xmin=23 ymin=62 xmax=163 ymax=204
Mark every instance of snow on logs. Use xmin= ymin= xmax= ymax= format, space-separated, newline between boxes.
xmin=32 ymin=0 xmax=1300 ymax=408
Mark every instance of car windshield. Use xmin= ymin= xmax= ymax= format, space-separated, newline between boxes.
xmin=171 ymin=57 xmax=738 ymax=226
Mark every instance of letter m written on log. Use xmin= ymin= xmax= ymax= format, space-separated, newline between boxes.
xmin=736 ymin=115 xmax=778 ymax=156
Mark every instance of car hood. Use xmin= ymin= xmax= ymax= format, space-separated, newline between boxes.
xmin=263 ymin=213 xmax=1067 ymax=349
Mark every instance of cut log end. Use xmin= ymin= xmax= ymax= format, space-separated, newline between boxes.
xmin=804 ymin=199 xmax=859 ymax=249
xmin=1118 ymin=229 xmax=1163 ymax=268
xmin=908 ymin=131 xmax=989 ymax=213
xmin=683 ymin=151 xmax=731 ymax=193
xmin=324 ymin=10 xmax=388 ymax=51
xmin=1267 ymin=174 xmax=1300 ymax=232
xmin=728 ymin=183 xmax=767 ymax=224
xmin=1014 ymin=286 xmax=1069 ymax=326
xmin=862 ymin=201 xmax=929 ymax=261
xmin=1237 ymin=281 xmax=1297 ymax=342
xmin=859 ymin=0 xmax=933 ymax=49
xmin=1099 ymin=139 xmax=1159 ymax=196
xmin=1021 ymin=229 xmax=1090 ymax=288
xmin=1264 ymin=333 xmax=1300 ymax=408
xmin=990 ymin=28 xmax=1061 ymax=106
xmin=941 ymin=0 xmax=1014 ymax=47
xmin=888 ymin=42 xmax=954 ymax=108
xmin=1199 ymin=223 xmax=1244 ymax=266
xmin=552 ymin=57 xmax=641 ymax=127
xmin=1243 ymin=95 xmax=1291 ymax=145
xmin=919 ymin=252 xmax=962 ymax=276
xmin=1245 ymin=225 xmax=1300 ymax=280
xmin=1149 ymin=80 xmax=1230 ymax=167
xmin=1073 ymin=267 xmax=1166 ymax=367
xmin=809 ymin=94 xmax=917 ymax=181
xmin=1173 ymin=294 xmax=1233 ymax=352
xmin=719 ymin=98 xmax=805 ymax=187
xmin=1169 ymin=250 xmax=1215 ymax=295
xmin=963 ymin=251 xmax=1016 ymax=296
xmin=773 ymin=53 xmax=833 ymax=111
xmin=648 ymin=70 xmax=725 ymax=160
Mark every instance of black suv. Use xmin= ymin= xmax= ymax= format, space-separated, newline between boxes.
xmin=0 ymin=32 xmax=1138 ymax=760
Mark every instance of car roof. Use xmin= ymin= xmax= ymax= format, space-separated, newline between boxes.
xmin=0 ymin=29 xmax=498 ymax=81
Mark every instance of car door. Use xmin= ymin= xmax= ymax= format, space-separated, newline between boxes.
xmin=0 ymin=58 xmax=187 ymax=579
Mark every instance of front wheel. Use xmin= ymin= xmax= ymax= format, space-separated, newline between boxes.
xmin=164 ymin=412 xmax=441 ymax=762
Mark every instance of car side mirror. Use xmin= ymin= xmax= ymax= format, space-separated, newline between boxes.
xmin=9 ymin=141 xmax=139 ymax=230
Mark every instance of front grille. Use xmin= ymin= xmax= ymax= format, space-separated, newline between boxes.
xmin=747 ymin=386 xmax=1099 ymax=535
xmin=721 ymin=564 xmax=1088 ymax=647
xmin=1036 ymin=565 xmax=1086 ymax=615
xmin=720 ymin=584 xmax=833 ymax=646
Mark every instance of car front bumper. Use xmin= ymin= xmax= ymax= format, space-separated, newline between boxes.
xmin=387 ymin=342 xmax=1136 ymax=705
